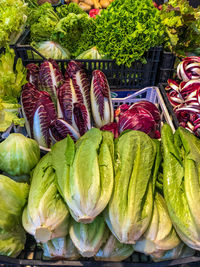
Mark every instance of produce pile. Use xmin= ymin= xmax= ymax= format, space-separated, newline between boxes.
xmin=160 ymin=0 xmax=200 ymax=57
xmin=165 ymin=56 xmax=200 ymax=136
xmin=0 ymin=48 xmax=27 ymax=133
xmin=21 ymin=59 xmax=161 ymax=148
xmin=25 ymin=0 xmax=165 ymax=65
xmin=1 ymin=124 xmax=200 ymax=262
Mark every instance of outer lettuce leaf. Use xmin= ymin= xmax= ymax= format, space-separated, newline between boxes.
xmin=134 ymin=192 xmax=180 ymax=257
xmin=51 ymin=129 xmax=114 ymax=223
xmin=69 ymin=216 xmax=109 ymax=257
xmin=95 ymin=234 xmax=134 ymax=261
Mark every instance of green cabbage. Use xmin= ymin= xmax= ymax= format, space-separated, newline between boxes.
xmin=22 ymin=153 xmax=70 ymax=243
xmin=0 ymin=175 xmax=29 ymax=257
xmin=76 ymin=47 xmax=104 ymax=60
xmin=0 ymin=228 xmax=26 ymax=258
xmin=0 ymin=133 xmax=40 ymax=177
xmin=0 ymin=175 xmax=29 ymax=232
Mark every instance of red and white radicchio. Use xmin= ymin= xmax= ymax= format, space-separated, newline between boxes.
xmin=90 ymin=70 xmax=114 ymax=128
xmin=39 ymin=59 xmax=63 ymax=105
xmin=166 ymin=56 xmax=200 ymax=136
xmin=118 ymin=106 xmax=157 ymax=138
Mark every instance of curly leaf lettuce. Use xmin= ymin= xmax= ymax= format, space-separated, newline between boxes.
xmin=52 ymin=13 xmax=96 ymax=57
xmin=28 ymin=3 xmax=59 ymax=42
xmin=94 ymin=0 xmax=165 ymax=67
xmin=160 ymin=0 xmax=200 ymax=56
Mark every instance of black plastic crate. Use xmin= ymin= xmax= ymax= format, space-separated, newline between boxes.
xmin=15 ymin=29 xmax=163 ymax=90
xmin=156 ymin=52 xmax=176 ymax=84
xmin=1 ymin=234 xmax=200 ymax=267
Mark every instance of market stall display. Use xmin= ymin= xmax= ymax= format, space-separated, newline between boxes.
xmin=1 ymin=0 xmax=200 ymax=265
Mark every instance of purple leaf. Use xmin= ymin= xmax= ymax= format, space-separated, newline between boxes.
xmin=26 ymin=63 xmax=39 ymax=87
xmin=90 ymin=70 xmax=114 ymax=128
xmin=73 ymin=102 xmax=91 ymax=136
xmin=119 ymin=107 xmax=157 ymax=138
xmin=49 ymin=119 xmax=80 ymax=142
xmin=32 ymin=104 xmax=52 ymax=148
xmin=71 ymin=69 xmax=91 ymax=113
xmin=66 ymin=60 xmax=83 ymax=78
xmin=32 ymin=92 xmax=57 ymax=148
xmin=38 ymin=60 xmax=63 ymax=105
xmin=57 ymin=80 xmax=73 ymax=124
xmin=21 ymin=83 xmax=41 ymax=137
xmin=129 ymin=101 xmax=161 ymax=124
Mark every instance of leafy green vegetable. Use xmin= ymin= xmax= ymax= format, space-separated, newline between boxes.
xmin=160 ymin=0 xmax=200 ymax=56
xmin=0 ymin=48 xmax=27 ymax=98
xmin=0 ymin=174 xmax=29 ymax=257
xmin=0 ymin=0 xmax=28 ymax=47
xmin=0 ymin=227 xmax=26 ymax=258
xmin=0 ymin=98 xmax=24 ymax=132
xmin=0 ymin=48 xmax=27 ymax=132
xmin=28 ymin=3 xmax=59 ymax=42
xmin=52 ymin=13 xmax=96 ymax=57
xmin=0 ymin=133 xmax=40 ymax=177
xmin=94 ymin=0 xmax=165 ymax=66
xmin=0 ymin=174 xmax=29 ymax=232
xmin=32 ymin=41 xmax=70 ymax=59
xmin=57 ymin=3 xmax=86 ymax=19
xmin=162 ymin=124 xmax=200 ymax=250
xmin=106 ymin=130 xmax=156 ymax=244
xmin=22 ymin=153 xmax=70 ymax=243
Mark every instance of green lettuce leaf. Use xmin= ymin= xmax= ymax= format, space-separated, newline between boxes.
xmin=0 ymin=0 xmax=28 ymax=47
xmin=0 ymin=98 xmax=25 ymax=132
